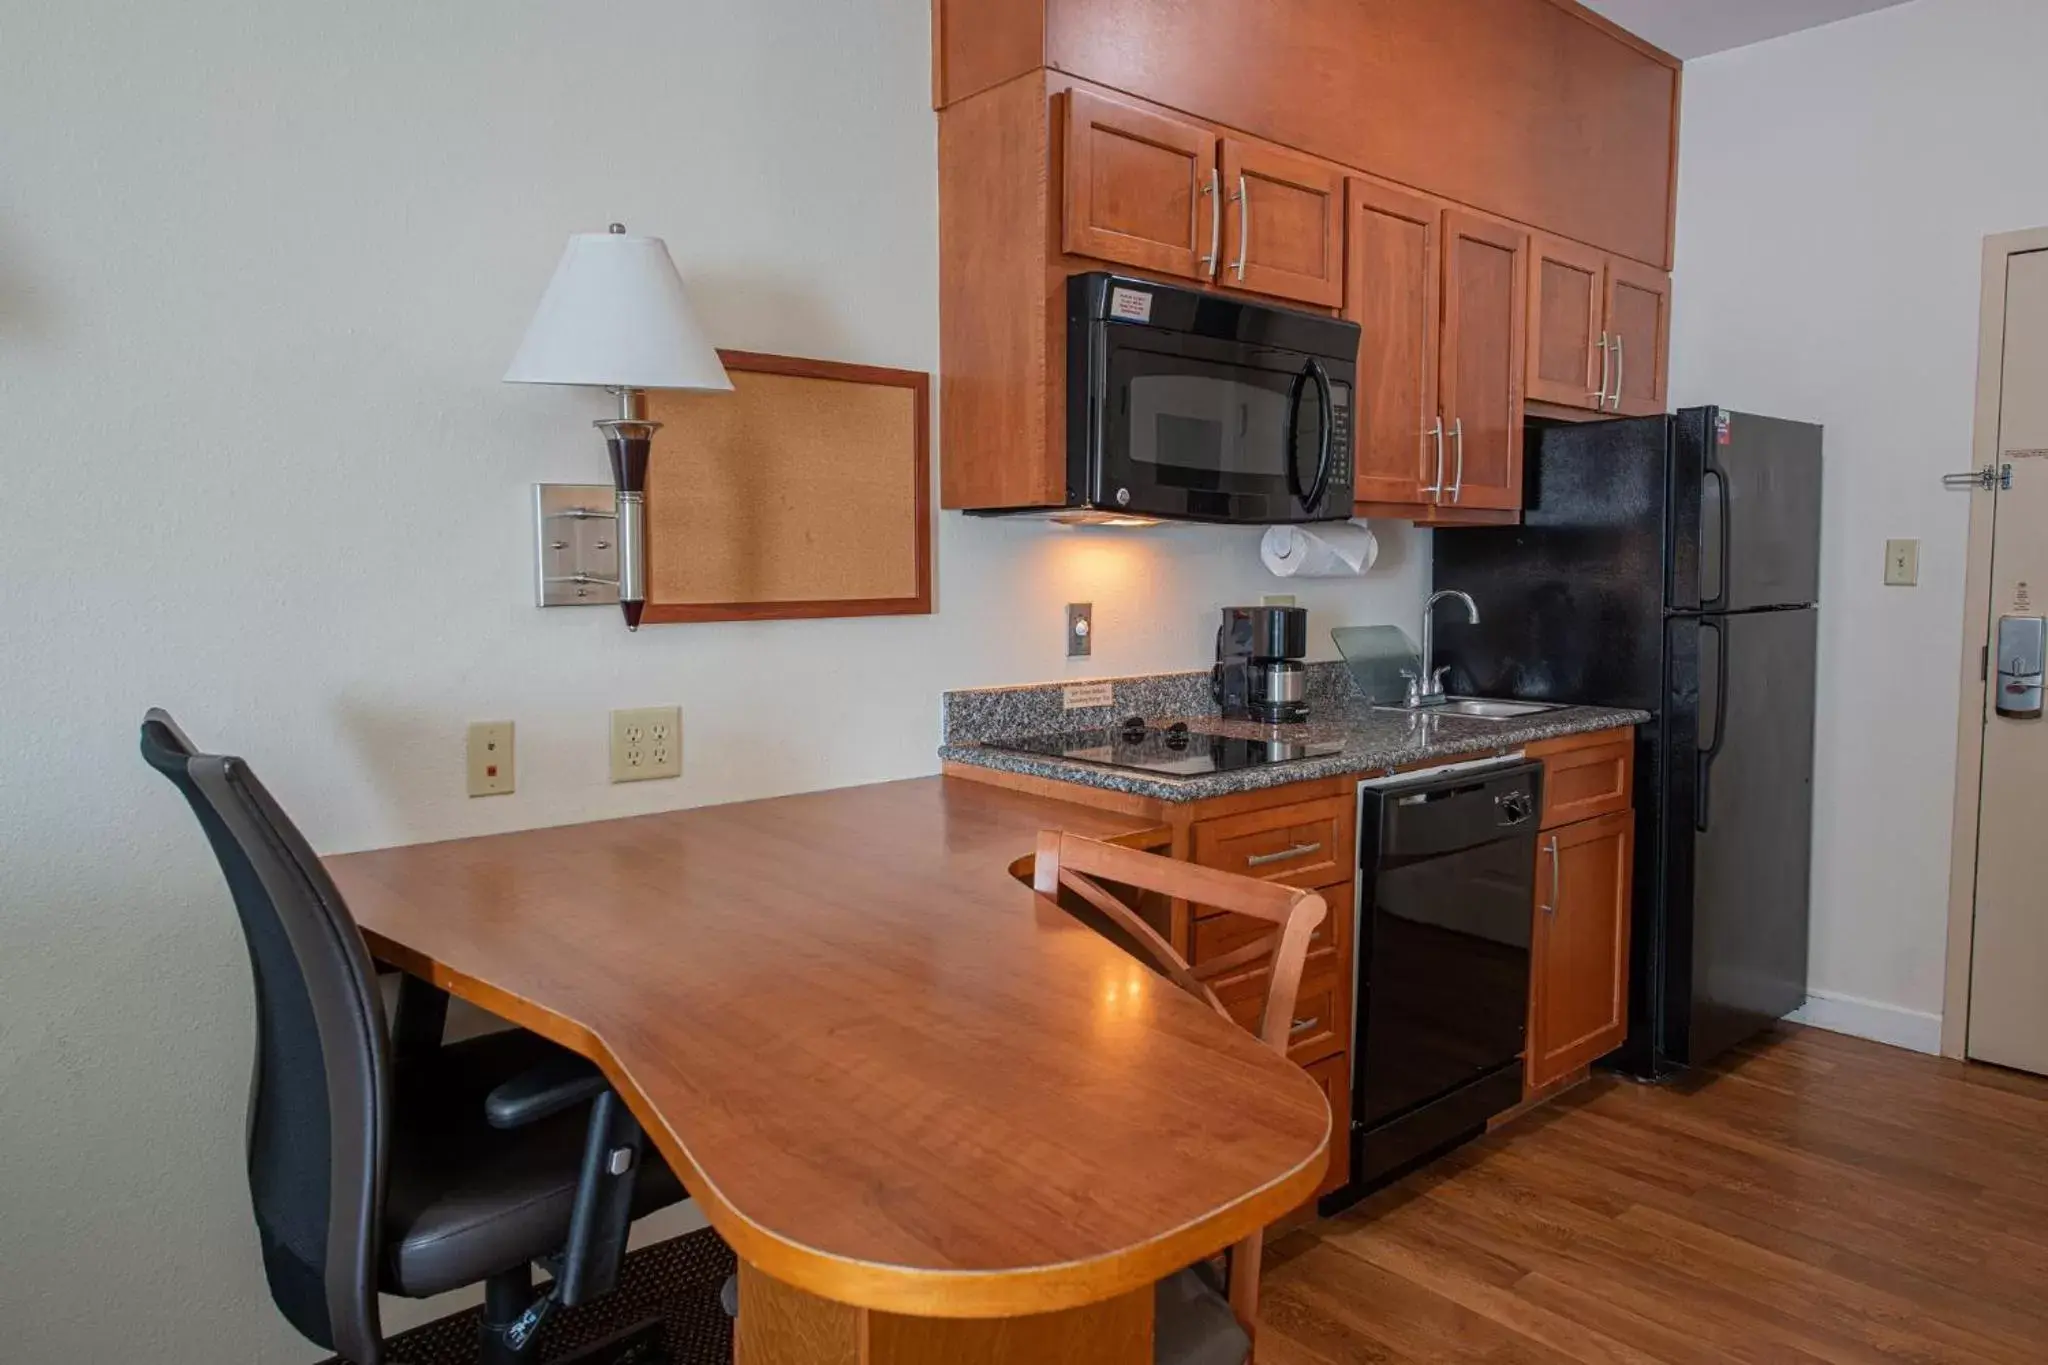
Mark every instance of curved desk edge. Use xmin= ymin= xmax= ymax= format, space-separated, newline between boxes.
xmin=359 ymin=925 xmax=1330 ymax=1321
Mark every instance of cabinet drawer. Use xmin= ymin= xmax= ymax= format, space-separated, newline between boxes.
xmin=1190 ymin=796 xmax=1354 ymax=900
xmin=1538 ymin=736 xmax=1633 ymax=829
xmin=1303 ymin=1052 xmax=1352 ymax=1196
xmin=1213 ymin=966 xmax=1346 ymax=1066
xmin=1190 ymin=881 xmax=1350 ymax=965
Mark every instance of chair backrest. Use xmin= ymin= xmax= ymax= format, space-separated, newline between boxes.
xmin=1030 ymin=831 xmax=1329 ymax=1344
xmin=1030 ymin=831 xmax=1326 ymax=1054
xmin=139 ymin=710 xmax=389 ymax=1365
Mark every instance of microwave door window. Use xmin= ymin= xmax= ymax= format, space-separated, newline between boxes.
xmin=1112 ymin=358 xmax=1299 ymax=493
xmin=1128 ymin=374 xmax=1284 ymax=486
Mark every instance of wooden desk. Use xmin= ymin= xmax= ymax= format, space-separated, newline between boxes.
xmin=326 ymin=777 xmax=1330 ymax=1363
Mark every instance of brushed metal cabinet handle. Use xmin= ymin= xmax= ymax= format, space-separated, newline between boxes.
xmin=1423 ymin=416 xmax=1445 ymax=499
xmin=1200 ymin=169 xmax=1221 ymax=278
xmin=1232 ymin=173 xmax=1250 ymax=281
xmin=1290 ymin=1016 xmax=1321 ymax=1036
xmin=1542 ymin=835 xmax=1561 ymax=917
xmin=1448 ymin=418 xmax=1465 ymax=503
xmin=1247 ymin=841 xmax=1322 ymax=868
xmin=1593 ymin=332 xmax=1611 ymax=406
xmin=1610 ymin=335 xmax=1626 ymax=410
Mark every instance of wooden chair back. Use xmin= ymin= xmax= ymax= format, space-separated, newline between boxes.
xmin=1029 ymin=831 xmax=1330 ymax=1341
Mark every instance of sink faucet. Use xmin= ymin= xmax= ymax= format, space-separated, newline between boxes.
xmin=1406 ymin=590 xmax=1481 ymax=707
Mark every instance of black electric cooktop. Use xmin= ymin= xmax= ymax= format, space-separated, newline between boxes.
xmin=983 ymin=718 xmax=1346 ymax=779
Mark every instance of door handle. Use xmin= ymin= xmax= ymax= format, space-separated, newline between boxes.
xmin=1447 ymin=418 xmax=1465 ymax=503
xmin=1247 ymin=841 xmax=1323 ymax=867
xmin=1701 ymin=465 xmax=1731 ymax=610
xmin=1695 ymin=619 xmax=1729 ymax=833
xmin=1424 ymin=417 xmax=1446 ymax=499
xmin=1593 ymin=332 xmax=1611 ymax=407
xmin=1200 ymin=169 xmax=1222 ymax=278
xmin=1610 ymin=335 xmax=1626 ymax=410
xmin=1232 ymin=173 xmax=1250 ymax=280
xmin=1541 ymin=836 xmax=1560 ymax=917
xmin=1290 ymin=1015 xmax=1322 ymax=1036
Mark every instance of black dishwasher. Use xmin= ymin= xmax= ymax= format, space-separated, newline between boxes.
xmin=1326 ymin=758 xmax=1542 ymax=1210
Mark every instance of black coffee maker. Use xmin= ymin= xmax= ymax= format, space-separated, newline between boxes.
xmin=1212 ymin=606 xmax=1310 ymax=724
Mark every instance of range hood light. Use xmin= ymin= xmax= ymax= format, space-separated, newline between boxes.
xmin=1047 ymin=511 xmax=1165 ymax=529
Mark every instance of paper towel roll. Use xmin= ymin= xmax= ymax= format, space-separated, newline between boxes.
xmin=1260 ymin=520 xmax=1380 ymax=579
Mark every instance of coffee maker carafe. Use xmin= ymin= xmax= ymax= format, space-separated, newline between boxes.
xmin=1213 ymin=606 xmax=1310 ymax=724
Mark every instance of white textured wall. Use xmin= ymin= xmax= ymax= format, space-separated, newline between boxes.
xmin=1671 ymin=0 xmax=2048 ymax=1042
xmin=0 ymin=3 xmax=1425 ymax=1359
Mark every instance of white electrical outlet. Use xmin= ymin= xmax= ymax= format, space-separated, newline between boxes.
xmin=467 ymin=721 xmax=515 ymax=797
xmin=610 ymin=707 xmax=682 ymax=783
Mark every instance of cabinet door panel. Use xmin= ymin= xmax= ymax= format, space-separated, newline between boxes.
xmin=1529 ymin=812 xmax=1634 ymax=1089
xmin=1303 ymin=1052 xmax=1352 ymax=1196
xmin=1440 ymin=211 xmax=1528 ymax=512
xmin=1220 ymin=139 xmax=1345 ymax=307
xmin=1062 ymin=89 xmax=1215 ymax=280
xmin=1346 ymin=178 xmax=1443 ymax=509
xmin=1606 ymin=257 xmax=1671 ymax=417
xmin=1528 ymin=236 xmax=1608 ymax=411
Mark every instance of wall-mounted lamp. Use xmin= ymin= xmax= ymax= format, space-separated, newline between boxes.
xmin=504 ymin=224 xmax=731 ymax=630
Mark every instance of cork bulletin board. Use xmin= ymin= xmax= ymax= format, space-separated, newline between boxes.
xmin=640 ymin=351 xmax=931 ymax=624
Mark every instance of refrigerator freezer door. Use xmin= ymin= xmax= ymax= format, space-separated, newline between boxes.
xmin=1671 ymin=409 xmax=1824 ymax=613
xmin=1660 ymin=608 xmax=1819 ymax=1070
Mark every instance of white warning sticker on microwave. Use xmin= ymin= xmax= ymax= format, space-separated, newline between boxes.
xmin=1109 ymin=287 xmax=1154 ymax=323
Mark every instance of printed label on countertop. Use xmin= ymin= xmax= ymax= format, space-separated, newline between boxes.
xmin=1063 ymin=682 xmax=1115 ymax=710
xmin=1109 ymin=287 xmax=1153 ymax=323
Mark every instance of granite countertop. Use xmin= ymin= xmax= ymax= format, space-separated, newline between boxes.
xmin=940 ymin=698 xmax=1651 ymax=803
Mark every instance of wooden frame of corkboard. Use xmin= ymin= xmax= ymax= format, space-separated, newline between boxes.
xmin=639 ymin=350 xmax=932 ymax=624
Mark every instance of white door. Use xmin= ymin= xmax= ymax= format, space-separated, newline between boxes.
xmin=1968 ymin=248 xmax=2048 ymax=1075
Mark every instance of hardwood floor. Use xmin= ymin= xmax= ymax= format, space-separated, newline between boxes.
xmin=1259 ymin=1025 xmax=2048 ymax=1364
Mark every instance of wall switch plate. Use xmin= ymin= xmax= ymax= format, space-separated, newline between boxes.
xmin=467 ymin=721 xmax=515 ymax=797
xmin=610 ymin=707 xmax=681 ymax=783
xmin=1885 ymin=538 xmax=1921 ymax=587
xmin=1067 ymin=603 xmax=1093 ymax=658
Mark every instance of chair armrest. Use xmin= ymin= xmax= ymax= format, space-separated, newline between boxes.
xmin=485 ymin=1053 xmax=609 ymax=1130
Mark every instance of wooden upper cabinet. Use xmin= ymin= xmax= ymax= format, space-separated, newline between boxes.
xmin=1043 ymin=0 xmax=1681 ymax=268
xmin=1606 ymin=256 xmax=1672 ymax=416
xmin=1439 ymin=211 xmax=1528 ymax=512
xmin=1528 ymin=235 xmax=1609 ymax=411
xmin=1529 ymin=810 xmax=1634 ymax=1089
xmin=1061 ymin=89 xmax=1217 ymax=281
xmin=1346 ymin=178 xmax=1442 ymax=508
xmin=1218 ymin=139 xmax=1344 ymax=308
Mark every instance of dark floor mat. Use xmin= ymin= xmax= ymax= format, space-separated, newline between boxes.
xmin=319 ymin=1228 xmax=735 ymax=1365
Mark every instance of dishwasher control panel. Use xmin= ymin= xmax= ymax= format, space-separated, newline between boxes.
xmin=1997 ymin=615 xmax=2045 ymax=720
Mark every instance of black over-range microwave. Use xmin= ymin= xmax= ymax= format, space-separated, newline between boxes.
xmin=1064 ymin=273 xmax=1359 ymax=524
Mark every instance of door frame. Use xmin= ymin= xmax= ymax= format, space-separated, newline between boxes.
xmin=1941 ymin=226 xmax=2048 ymax=1060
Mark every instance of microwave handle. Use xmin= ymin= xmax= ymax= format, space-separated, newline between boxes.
xmin=1286 ymin=359 xmax=1336 ymax=513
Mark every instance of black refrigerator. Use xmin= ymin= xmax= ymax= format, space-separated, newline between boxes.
xmin=1432 ymin=407 xmax=1822 ymax=1079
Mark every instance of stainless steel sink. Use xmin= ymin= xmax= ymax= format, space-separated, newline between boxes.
xmin=1374 ymin=697 xmax=1567 ymax=721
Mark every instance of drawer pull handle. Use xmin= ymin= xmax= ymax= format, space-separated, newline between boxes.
xmin=1247 ymin=841 xmax=1323 ymax=868
xmin=1290 ymin=1016 xmax=1320 ymax=1036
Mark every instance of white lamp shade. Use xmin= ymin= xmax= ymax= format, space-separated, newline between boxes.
xmin=504 ymin=229 xmax=732 ymax=391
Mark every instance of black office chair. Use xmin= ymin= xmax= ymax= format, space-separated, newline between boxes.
xmin=140 ymin=709 xmax=688 ymax=1365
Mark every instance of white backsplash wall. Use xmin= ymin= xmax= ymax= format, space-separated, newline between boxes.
xmin=0 ymin=3 xmax=1427 ymax=1360
xmin=1670 ymin=0 xmax=2048 ymax=1049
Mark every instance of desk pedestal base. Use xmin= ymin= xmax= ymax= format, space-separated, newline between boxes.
xmin=734 ymin=1261 xmax=1152 ymax=1365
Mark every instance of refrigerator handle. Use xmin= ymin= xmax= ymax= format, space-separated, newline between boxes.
xmin=1695 ymin=618 xmax=1730 ymax=833
xmin=1702 ymin=464 xmax=1731 ymax=611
